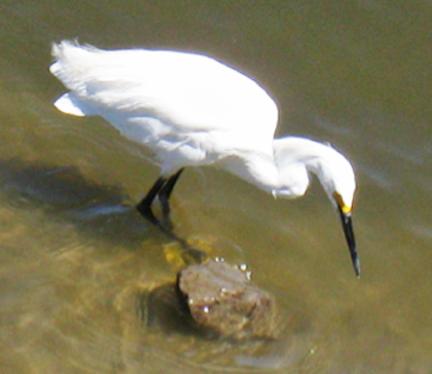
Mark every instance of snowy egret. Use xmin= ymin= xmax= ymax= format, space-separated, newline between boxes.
xmin=50 ymin=40 xmax=359 ymax=276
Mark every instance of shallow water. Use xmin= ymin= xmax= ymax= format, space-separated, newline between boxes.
xmin=1 ymin=1 xmax=432 ymax=373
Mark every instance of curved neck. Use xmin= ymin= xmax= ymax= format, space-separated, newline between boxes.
xmin=217 ymin=151 xmax=279 ymax=194
xmin=273 ymin=137 xmax=355 ymax=201
xmin=217 ymin=136 xmax=350 ymax=200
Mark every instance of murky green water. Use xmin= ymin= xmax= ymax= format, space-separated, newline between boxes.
xmin=1 ymin=1 xmax=431 ymax=373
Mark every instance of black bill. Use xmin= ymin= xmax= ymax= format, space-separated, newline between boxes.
xmin=338 ymin=206 xmax=360 ymax=277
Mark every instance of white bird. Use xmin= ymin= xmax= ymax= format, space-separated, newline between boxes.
xmin=50 ymin=40 xmax=359 ymax=276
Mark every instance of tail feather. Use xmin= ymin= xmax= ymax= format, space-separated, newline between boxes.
xmin=53 ymin=93 xmax=89 ymax=116
xmin=50 ymin=40 xmax=101 ymax=91
xmin=50 ymin=40 xmax=98 ymax=116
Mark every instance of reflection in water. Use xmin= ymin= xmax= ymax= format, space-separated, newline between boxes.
xmin=0 ymin=159 xmax=313 ymax=373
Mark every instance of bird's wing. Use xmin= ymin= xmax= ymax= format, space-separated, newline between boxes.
xmin=50 ymin=41 xmax=279 ymax=153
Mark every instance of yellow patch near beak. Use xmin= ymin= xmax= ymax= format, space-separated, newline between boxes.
xmin=341 ymin=203 xmax=352 ymax=215
xmin=333 ymin=192 xmax=352 ymax=215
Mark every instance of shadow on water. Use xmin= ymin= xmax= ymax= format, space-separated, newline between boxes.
xmin=0 ymin=158 xmax=269 ymax=332
xmin=0 ymin=158 xmax=312 ymax=373
xmin=0 ymin=159 xmax=215 ymax=337
xmin=0 ymin=158 xmax=164 ymax=245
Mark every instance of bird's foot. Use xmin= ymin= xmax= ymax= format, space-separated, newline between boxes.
xmin=158 ymin=195 xmax=175 ymax=231
xmin=136 ymin=202 xmax=175 ymax=237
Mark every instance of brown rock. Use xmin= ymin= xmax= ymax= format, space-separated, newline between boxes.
xmin=177 ymin=260 xmax=278 ymax=340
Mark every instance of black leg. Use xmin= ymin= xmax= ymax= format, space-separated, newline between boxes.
xmin=135 ymin=170 xmax=207 ymax=263
xmin=158 ymin=168 xmax=184 ymax=230
xmin=136 ymin=169 xmax=184 ymax=230
xmin=136 ymin=177 xmax=166 ymax=224
xmin=158 ymin=168 xmax=184 ymax=216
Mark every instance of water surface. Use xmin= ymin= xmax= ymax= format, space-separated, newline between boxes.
xmin=1 ymin=1 xmax=432 ymax=373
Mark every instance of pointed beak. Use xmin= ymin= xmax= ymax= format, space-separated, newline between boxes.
xmin=337 ymin=205 xmax=360 ymax=277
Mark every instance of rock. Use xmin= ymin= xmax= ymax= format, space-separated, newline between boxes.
xmin=177 ymin=260 xmax=278 ymax=340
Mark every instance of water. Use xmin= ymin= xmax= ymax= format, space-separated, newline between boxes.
xmin=1 ymin=1 xmax=431 ymax=372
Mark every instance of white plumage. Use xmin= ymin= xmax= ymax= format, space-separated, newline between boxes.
xmin=50 ymin=40 xmax=359 ymax=276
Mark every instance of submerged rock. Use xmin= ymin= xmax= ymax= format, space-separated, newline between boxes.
xmin=177 ymin=260 xmax=278 ymax=340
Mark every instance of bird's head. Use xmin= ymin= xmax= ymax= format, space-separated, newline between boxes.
xmin=274 ymin=137 xmax=359 ymax=276
xmin=311 ymin=145 xmax=359 ymax=277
